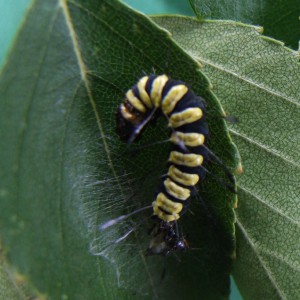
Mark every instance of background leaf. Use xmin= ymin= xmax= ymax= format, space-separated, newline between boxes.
xmin=153 ymin=16 xmax=300 ymax=299
xmin=189 ymin=0 xmax=300 ymax=50
xmin=0 ymin=0 xmax=239 ymax=299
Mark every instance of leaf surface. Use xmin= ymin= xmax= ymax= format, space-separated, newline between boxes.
xmin=0 ymin=1 xmax=239 ymax=299
xmin=153 ymin=16 xmax=300 ymax=300
xmin=189 ymin=0 xmax=300 ymax=49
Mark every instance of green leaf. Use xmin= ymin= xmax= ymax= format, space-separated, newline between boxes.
xmin=153 ymin=16 xmax=300 ymax=299
xmin=0 ymin=1 xmax=239 ymax=299
xmin=189 ymin=0 xmax=300 ymax=50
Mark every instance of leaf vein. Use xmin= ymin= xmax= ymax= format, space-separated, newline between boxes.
xmin=230 ymin=128 xmax=300 ymax=168
xmin=258 ymin=247 xmax=300 ymax=273
xmin=14 ymin=1 xmax=60 ymax=208
xmin=56 ymin=79 xmax=82 ymax=289
xmin=237 ymin=219 xmax=287 ymax=300
xmin=198 ymin=57 xmax=300 ymax=107
xmin=238 ymin=185 xmax=300 ymax=226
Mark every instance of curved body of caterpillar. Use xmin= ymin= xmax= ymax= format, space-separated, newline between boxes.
xmin=116 ymin=74 xmax=209 ymax=255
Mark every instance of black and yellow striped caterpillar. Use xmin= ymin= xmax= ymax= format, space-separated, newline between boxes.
xmin=116 ymin=74 xmax=217 ymax=255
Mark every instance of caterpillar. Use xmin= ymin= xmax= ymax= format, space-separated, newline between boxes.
xmin=116 ymin=74 xmax=224 ymax=255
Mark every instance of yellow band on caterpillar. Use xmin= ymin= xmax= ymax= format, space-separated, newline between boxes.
xmin=168 ymin=165 xmax=200 ymax=186
xmin=137 ymin=76 xmax=153 ymax=108
xmin=164 ymin=178 xmax=190 ymax=200
xmin=153 ymin=205 xmax=179 ymax=222
xmin=126 ymin=89 xmax=146 ymax=113
xmin=120 ymin=104 xmax=136 ymax=121
xmin=153 ymin=192 xmax=183 ymax=214
xmin=169 ymin=151 xmax=203 ymax=167
xmin=150 ymin=75 xmax=169 ymax=107
xmin=170 ymin=131 xmax=205 ymax=147
xmin=152 ymin=193 xmax=182 ymax=222
xmin=169 ymin=107 xmax=203 ymax=128
xmin=161 ymin=84 xmax=188 ymax=115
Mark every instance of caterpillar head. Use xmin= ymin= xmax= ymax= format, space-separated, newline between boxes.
xmin=116 ymin=100 xmax=149 ymax=143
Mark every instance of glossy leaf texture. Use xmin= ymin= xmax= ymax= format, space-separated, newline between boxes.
xmin=0 ymin=1 xmax=239 ymax=299
xmin=189 ymin=0 xmax=300 ymax=50
xmin=153 ymin=16 xmax=300 ymax=300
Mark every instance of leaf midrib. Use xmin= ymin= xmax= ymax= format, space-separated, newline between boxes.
xmin=60 ymin=0 xmax=114 ymax=297
xmin=61 ymin=0 xmax=119 ymax=184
